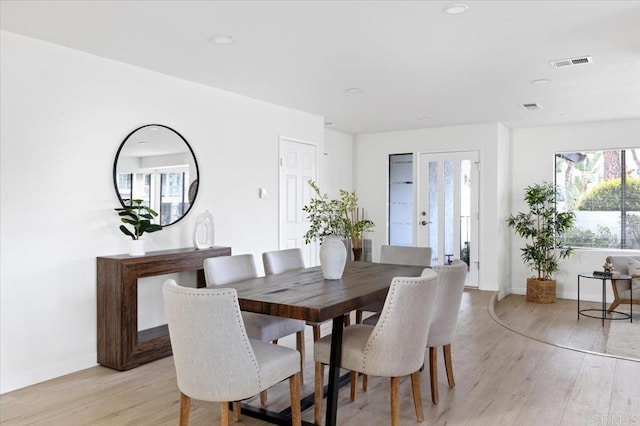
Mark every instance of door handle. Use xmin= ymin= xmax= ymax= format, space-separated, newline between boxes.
xmin=421 ymin=220 xmax=431 ymax=226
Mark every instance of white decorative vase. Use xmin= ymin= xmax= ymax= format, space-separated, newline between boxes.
xmin=129 ymin=239 xmax=145 ymax=257
xmin=193 ymin=210 xmax=215 ymax=249
xmin=319 ymin=236 xmax=347 ymax=279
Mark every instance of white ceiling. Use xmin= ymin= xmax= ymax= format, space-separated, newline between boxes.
xmin=2 ymin=0 xmax=639 ymax=134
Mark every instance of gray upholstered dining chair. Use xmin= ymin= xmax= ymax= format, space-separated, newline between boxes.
xmin=162 ymin=280 xmax=302 ymax=426
xmin=425 ymin=259 xmax=467 ymax=404
xmin=203 ymin=254 xmax=307 ymax=399
xmin=313 ymin=270 xmax=438 ymax=425
xmin=263 ymin=248 xmax=306 ymax=275
xmin=380 ymin=244 xmax=433 ymax=267
xmin=263 ymin=248 xmax=352 ymax=342
xmin=359 ymin=260 xmax=467 ymax=404
xmin=355 ymin=244 xmax=432 ymax=323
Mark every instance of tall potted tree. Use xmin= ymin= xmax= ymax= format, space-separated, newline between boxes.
xmin=507 ymin=182 xmax=576 ymax=303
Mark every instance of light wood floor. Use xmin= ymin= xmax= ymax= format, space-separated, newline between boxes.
xmin=494 ymin=294 xmax=639 ymax=359
xmin=2 ymin=290 xmax=639 ymax=425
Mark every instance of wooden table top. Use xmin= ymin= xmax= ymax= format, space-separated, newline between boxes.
xmin=220 ymin=261 xmax=426 ymax=323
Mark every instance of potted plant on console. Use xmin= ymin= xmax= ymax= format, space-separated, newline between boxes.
xmin=507 ymin=182 xmax=575 ymax=303
xmin=114 ymin=198 xmax=163 ymax=256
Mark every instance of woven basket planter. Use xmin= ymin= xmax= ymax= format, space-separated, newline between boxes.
xmin=526 ymin=278 xmax=556 ymax=303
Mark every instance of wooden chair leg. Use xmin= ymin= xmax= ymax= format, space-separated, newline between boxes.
xmin=443 ymin=344 xmax=455 ymax=388
xmin=344 ymin=313 xmax=351 ymax=326
xmin=313 ymin=324 xmax=321 ymax=341
xmin=607 ymin=300 xmax=620 ymax=313
xmin=350 ymin=371 xmax=358 ymax=401
xmin=363 ymin=373 xmax=368 ymax=391
xmin=429 ymin=346 xmax=439 ymax=404
xmin=390 ymin=377 xmax=400 ymax=426
xmin=296 ymin=330 xmax=305 ymax=384
xmin=314 ymin=362 xmax=324 ymax=425
xmin=220 ymin=402 xmax=229 ymax=426
xmin=411 ymin=371 xmax=425 ymax=422
xmin=272 ymin=339 xmax=278 ymax=344
xmin=355 ymin=310 xmax=363 ymax=324
xmin=232 ymin=402 xmax=241 ymax=422
xmin=289 ymin=372 xmax=302 ymax=426
xmin=179 ymin=392 xmax=190 ymax=426
xmin=260 ymin=390 xmax=267 ymax=406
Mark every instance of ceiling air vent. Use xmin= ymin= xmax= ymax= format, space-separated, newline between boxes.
xmin=550 ymin=56 xmax=593 ymax=69
xmin=522 ymin=103 xmax=542 ymax=111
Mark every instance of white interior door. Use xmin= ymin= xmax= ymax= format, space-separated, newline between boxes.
xmin=417 ymin=151 xmax=479 ymax=287
xmin=279 ymin=138 xmax=318 ymax=267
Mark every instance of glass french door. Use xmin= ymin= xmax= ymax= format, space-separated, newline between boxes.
xmin=418 ymin=151 xmax=479 ymax=287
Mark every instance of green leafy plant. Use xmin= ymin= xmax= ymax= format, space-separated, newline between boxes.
xmin=575 ymin=177 xmax=640 ymax=211
xmin=461 ymin=241 xmax=470 ymax=266
xmin=562 ymin=225 xmax=617 ymax=248
xmin=303 ymin=180 xmax=374 ymax=244
xmin=507 ymin=182 xmax=576 ymax=280
xmin=114 ymin=199 xmax=163 ymax=240
xmin=340 ymin=189 xmax=375 ymax=249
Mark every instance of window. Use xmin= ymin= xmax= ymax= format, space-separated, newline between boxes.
xmin=388 ymin=154 xmax=414 ymax=246
xmin=555 ymin=149 xmax=640 ymax=249
xmin=117 ymin=168 xmax=190 ymax=226
xmin=117 ymin=173 xmax=133 ymax=200
xmin=160 ymin=171 xmax=189 ymax=226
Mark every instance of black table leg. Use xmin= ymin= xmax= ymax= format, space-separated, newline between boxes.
xmin=577 ymin=275 xmax=581 ymax=320
xmin=325 ymin=316 xmax=345 ymax=426
xmin=602 ymin=278 xmax=606 ymax=327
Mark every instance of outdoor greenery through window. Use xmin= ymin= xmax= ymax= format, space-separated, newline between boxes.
xmin=555 ymin=149 xmax=640 ymax=249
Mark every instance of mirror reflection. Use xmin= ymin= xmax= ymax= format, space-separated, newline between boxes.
xmin=113 ymin=124 xmax=199 ymax=226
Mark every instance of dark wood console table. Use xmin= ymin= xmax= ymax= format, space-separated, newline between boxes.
xmin=97 ymin=246 xmax=231 ymax=370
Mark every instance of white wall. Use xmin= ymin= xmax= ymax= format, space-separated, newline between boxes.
xmin=510 ymin=119 xmax=640 ymax=301
xmin=322 ymin=128 xmax=354 ymax=196
xmin=354 ymin=123 xmax=510 ymax=293
xmin=496 ymin=124 xmax=512 ymax=299
xmin=0 ymin=31 xmax=325 ymax=393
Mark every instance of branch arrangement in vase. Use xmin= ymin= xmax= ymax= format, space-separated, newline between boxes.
xmin=302 ymin=180 xmax=374 ymax=245
xmin=340 ymin=190 xmax=374 ymax=250
xmin=114 ymin=198 xmax=163 ymax=240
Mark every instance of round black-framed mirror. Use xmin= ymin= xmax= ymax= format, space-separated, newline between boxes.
xmin=113 ymin=124 xmax=199 ymax=227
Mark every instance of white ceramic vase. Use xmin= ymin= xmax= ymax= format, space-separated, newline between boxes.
xmin=319 ymin=236 xmax=347 ymax=279
xmin=129 ymin=239 xmax=145 ymax=257
xmin=193 ymin=210 xmax=215 ymax=249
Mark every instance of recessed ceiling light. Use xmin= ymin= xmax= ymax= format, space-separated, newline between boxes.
xmin=530 ymin=79 xmax=551 ymax=85
xmin=521 ymin=103 xmax=543 ymax=111
xmin=208 ymin=34 xmax=234 ymax=45
xmin=344 ymin=88 xmax=363 ymax=94
xmin=443 ymin=3 xmax=469 ymax=14
xmin=138 ymin=141 xmax=147 ymax=144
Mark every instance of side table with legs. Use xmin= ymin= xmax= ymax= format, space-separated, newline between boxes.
xmin=577 ymin=272 xmax=632 ymax=326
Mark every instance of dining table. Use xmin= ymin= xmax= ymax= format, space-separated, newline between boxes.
xmin=219 ymin=260 xmax=426 ymax=426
